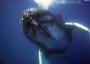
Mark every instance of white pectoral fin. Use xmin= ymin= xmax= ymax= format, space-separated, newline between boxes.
xmin=65 ymin=22 xmax=90 ymax=33
xmin=39 ymin=49 xmax=49 ymax=64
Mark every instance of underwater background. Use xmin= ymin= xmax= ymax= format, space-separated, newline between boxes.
xmin=0 ymin=0 xmax=90 ymax=64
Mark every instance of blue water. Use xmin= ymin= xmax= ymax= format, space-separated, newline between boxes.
xmin=0 ymin=0 xmax=90 ymax=64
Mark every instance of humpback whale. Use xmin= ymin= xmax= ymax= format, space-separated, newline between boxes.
xmin=20 ymin=8 xmax=90 ymax=64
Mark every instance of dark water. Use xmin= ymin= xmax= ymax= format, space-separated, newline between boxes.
xmin=0 ymin=0 xmax=90 ymax=64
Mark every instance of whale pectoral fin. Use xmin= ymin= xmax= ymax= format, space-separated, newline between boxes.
xmin=65 ymin=22 xmax=90 ymax=33
xmin=39 ymin=49 xmax=49 ymax=64
xmin=65 ymin=22 xmax=77 ymax=29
